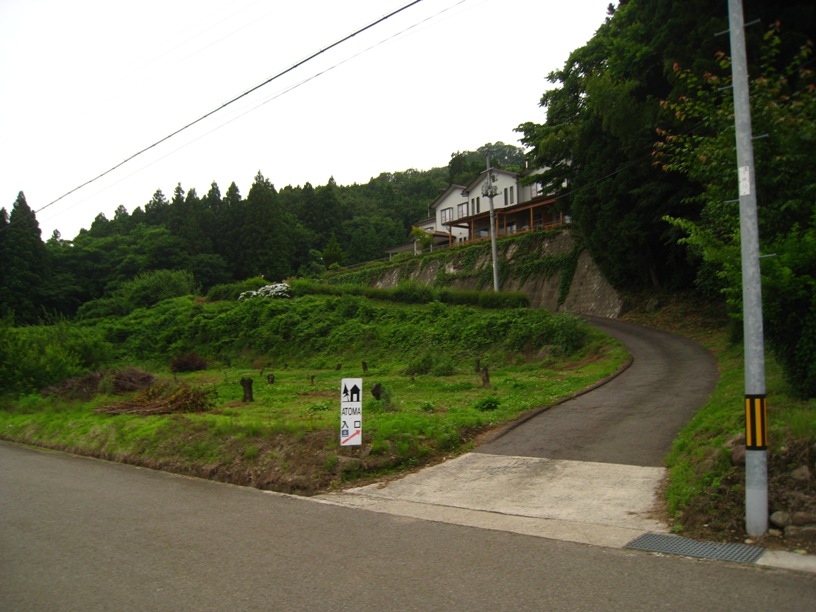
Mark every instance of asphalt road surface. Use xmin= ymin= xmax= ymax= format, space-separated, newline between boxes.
xmin=3 ymin=441 xmax=814 ymax=611
xmin=478 ymin=316 xmax=720 ymax=466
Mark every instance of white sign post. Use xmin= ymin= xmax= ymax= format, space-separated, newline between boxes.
xmin=340 ymin=378 xmax=362 ymax=446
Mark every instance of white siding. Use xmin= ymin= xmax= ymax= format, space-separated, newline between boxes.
xmin=433 ymin=188 xmax=469 ymax=240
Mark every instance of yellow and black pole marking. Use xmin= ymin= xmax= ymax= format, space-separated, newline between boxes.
xmin=745 ymin=395 xmax=768 ymax=450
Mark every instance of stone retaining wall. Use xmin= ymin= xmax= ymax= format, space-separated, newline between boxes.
xmin=348 ymin=231 xmax=623 ymax=317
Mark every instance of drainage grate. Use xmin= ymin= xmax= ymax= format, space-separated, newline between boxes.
xmin=625 ymin=533 xmax=765 ymax=564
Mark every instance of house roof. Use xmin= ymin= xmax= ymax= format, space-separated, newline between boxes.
xmin=461 ymin=168 xmax=519 ymax=197
xmin=430 ymin=184 xmax=467 ymax=210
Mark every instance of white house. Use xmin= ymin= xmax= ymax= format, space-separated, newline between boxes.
xmin=455 ymin=169 xmax=522 ymax=238
xmin=429 ymin=184 xmax=469 ymax=243
xmin=391 ymin=166 xmax=563 ymax=258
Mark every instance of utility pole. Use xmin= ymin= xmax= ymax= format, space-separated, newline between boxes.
xmin=482 ymin=156 xmax=500 ymax=292
xmin=728 ymin=0 xmax=768 ymax=537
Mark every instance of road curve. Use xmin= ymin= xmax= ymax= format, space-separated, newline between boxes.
xmin=476 ymin=316 xmax=719 ymax=467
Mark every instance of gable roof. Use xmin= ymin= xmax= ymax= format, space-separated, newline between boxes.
xmin=430 ymin=184 xmax=467 ymax=210
xmin=461 ymin=169 xmax=519 ymax=197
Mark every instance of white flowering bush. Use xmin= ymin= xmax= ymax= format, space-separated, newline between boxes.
xmin=238 ymin=282 xmax=293 ymax=301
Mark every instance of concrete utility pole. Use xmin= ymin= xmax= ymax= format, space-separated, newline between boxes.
xmin=728 ymin=0 xmax=768 ymax=537
xmin=482 ymin=156 xmax=500 ymax=292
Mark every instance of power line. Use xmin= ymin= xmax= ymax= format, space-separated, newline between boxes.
xmin=40 ymin=0 xmax=471 ymax=227
xmin=33 ymin=0 xmax=426 ymax=217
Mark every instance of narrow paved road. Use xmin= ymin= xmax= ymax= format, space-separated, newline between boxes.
xmin=3 ymin=442 xmax=814 ymax=611
xmin=478 ymin=316 xmax=719 ymax=466
xmin=318 ymin=317 xmax=721 ymax=546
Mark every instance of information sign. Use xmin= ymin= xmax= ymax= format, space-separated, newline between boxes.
xmin=340 ymin=378 xmax=362 ymax=446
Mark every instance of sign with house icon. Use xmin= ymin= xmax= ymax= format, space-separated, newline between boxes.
xmin=340 ymin=378 xmax=363 ymax=446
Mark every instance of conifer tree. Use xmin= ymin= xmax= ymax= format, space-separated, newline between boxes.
xmin=1 ymin=192 xmax=48 ymax=322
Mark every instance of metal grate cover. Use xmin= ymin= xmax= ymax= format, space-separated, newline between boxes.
xmin=625 ymin=533 xmax=765 ymax=564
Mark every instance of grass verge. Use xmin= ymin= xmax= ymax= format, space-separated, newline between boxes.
xmin=623 ymin=293 xmax=816 ymax=553
xmin=0 ymin=327 xmax=627 ymax=495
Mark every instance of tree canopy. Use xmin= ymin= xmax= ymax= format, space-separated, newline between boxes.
xmin=1 ymin=147 xmax=487 ymax=320
xmin=656 ymin=25 xmax=816 ymax=396
xmin=518 ymin=0 xmax=815 ymax=291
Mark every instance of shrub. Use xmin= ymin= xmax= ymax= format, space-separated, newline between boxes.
xmin=0 ymin=317 xmax=114 ymax=395
xmin=238 ymin=282 xmax=293 ymax=301
xmin=78 ymin=270 xmax=199 ymax=319
xmin=206 ymin=277 xmax=268 ymax=302
xmin=477 ymin=291 xmax=529 ymax=309
xmin=474 ymin=396 xmax=501 ymax=412
xmin=404 ymin=354 xmax=434 ymax=376
xmin=170 ymin=353 xmax=207 ymax=373
xmin=389 ymin=281 xmax=435 ymax=304
xmin=431 ymin=356 xmax=456 ymax=376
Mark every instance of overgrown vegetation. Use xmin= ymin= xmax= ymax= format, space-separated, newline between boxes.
xmin=0 ymin=317 xmax=113 ymax=395
xmin=290 ymin=279 xmax=530 ymax=309
xmin=327 ymin=230 xmax=583 ymax=306
xmin=0 ymin=289 xmax=626 ymax=494
xmin=656 ymin=26 xmax=816 ymax=397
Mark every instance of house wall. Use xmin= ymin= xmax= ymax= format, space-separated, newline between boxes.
xmin=518 ymin=168 xmax=545 ymax=203
xmin=434 ymin=189 xmax=469 ymax=241
xmin=426 ymin=169 xmax=551 ymax=242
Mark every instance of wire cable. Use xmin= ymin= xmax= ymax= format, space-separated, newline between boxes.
xmin=33 ymin=0 xmax=426 ymax=217
xmin=37 ymin=0 xmax=474 ymax=228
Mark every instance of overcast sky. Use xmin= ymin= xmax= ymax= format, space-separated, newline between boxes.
xmin=0 ymin=0 xmax=611 ymax=240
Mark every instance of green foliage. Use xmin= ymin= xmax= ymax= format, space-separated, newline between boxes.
xmin=321 ymin=233 xmax=345 ymax=268
xmin=517 ymin=0 xmax=723 ymax=291
xmin=0 ymin=320 xmax=626 ymax=493
xmin=0 ymin=316 xmax=113 ymax=395
xmin=657 ymin=26 xmax=816 ymax=396
xmin=474 ymin=396 xmax=500 ymax=412
xmin=290 ymin=278 xmax=530 ymax=309
xmin=665 ymin=325 xmax=816 ymax=536
xmin=206 ymin=277 xmax=268 ymax=302
xmin=431 ymin=355 xmax=456 ymax=377
xmin=761 ymin=218 xmax=816 ymax=396
xmin=404 ymin=354 xmax=434 ymax=376
xmin=92 ymin=290 xmax=585 ymax=369
xmin=77 ymin=269 xmax=199 ymax=319
xmin=0 ymin=192 xmax=48 ymax=323
xmin=326 ymin=230 xmax=579 ymax=306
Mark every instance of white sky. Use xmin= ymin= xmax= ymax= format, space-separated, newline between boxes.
xmin=0 ymin=0 xmax=610 ymax=240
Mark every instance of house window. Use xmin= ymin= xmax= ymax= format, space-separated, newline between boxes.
xmin=503 ymin=188 xmax=508 ymax=206
xmin=476 ymin=196 xmax=480 ymax=214
xmin=509 ymin=186 xmax=515 ymax=205
xmin=457 ymin=203 xmax=468 ymax=219
xmin=441 ymin=207 xmax=453 ymax=223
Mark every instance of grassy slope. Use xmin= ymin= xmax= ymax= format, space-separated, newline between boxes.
xmin=0 ymin=302 xmax=628 ymax=495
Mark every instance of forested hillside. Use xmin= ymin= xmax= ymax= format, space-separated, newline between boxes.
xmin=517 ymin=0 xmax=815 ymax=395
xmin=0 ymin=144 xmax=521 ymax=322
xmin=1 ymin=0 xmax=814 ymax=395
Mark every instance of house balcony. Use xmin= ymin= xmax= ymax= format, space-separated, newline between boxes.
xmin=442 ymin=196 xmax=565 ymax=247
